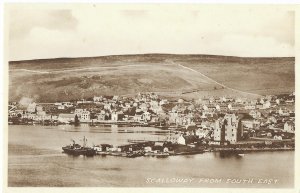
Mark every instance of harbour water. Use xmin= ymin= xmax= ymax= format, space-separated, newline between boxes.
xmin=8 ymin=125 xmax=294 ymax=187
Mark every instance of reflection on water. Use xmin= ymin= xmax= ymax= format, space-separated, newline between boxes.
xmin=58 ymin=124 xmax=169 ymax=134
xmin=8 ymin=125 xmax=294 ymax=188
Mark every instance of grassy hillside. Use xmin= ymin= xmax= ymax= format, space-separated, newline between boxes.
xmin=9 ymin=54 xmax=295 ymax=102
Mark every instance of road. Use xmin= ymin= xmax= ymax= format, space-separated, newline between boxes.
xmin=170 ymin=61 xmax=262 ymax=97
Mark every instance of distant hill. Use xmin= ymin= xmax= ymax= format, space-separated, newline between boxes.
xmin=9 ymin=54 xmax=295 ymax=103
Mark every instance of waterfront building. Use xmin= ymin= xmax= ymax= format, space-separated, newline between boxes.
xmin=177 ymin=135 xmax=186 ymax=145
xmin=144 ymin=146 xmax=152 ymax=152
xmin=74 ymin=109 xmax=84 ymax=119
xmin=22 ymin=113 xmax=36 ymax=120
xmin=133 ymin=112 xmax=143 ymax=122
xmin=80 ymin=110 xmax=90 ymax=122
xmin=58 ymin=113 xmax=75 ymax=123
xmin=111 ymin=112 xmax=118 ymax=121
xmin=213 ymin=119 xmax=224 ymax=142
xmin=97 ymin=113 xmax=105 ymax=121
xmin=169 ymin=111 xmax=179 ymax=124
xmin=166 ymin=133 xmax=186 ymax=145
xmin=195 ymin=128 xmax=210 ymax=138
xmin=223 ymin=114 xmax=242 ymax=144
xmin=141 ymin=111 xmax=151 ymax=122
xmin=213 ymin=114 xmax=242 ymax=144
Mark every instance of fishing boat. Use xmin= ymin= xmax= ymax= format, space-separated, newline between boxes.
xmin=62 ymin=136 xmax=96 ymax=156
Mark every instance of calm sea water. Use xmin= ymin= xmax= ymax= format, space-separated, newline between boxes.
xmin=8 ymin=125 xmax=294 ymax=188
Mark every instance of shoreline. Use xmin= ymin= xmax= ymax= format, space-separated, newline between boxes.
xmin=8 ymin=141 xmax=295 ymax=159
xmin=210 ymin=147 xmax=295 ymax=153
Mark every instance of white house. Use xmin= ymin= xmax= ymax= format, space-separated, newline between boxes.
xmin=242 ymin=119 xmax=260 ymax=129
xmin=278 ymin=108 xmax=290 ymax=116
xmin=81 ymin=110 xmax=90 ymax=121
xmin=284 ymin=121 xmax=295 ymax=133
xmin=249 ymin=110 xmax=261 ymax=119
xmin=111 ymin=112 xmax=118 ymax=121
xmin=93 ymin=96 xmax=102 ymax=103
xmin=195 ymin=128 xmax=209 ymax=138
xmin=141 ymin=111 xmax=151 ymax=122
xmin=22 ymin=113 xmax=36 ymax=120
xmin=263 ymin=101 xmax=271 ymax=109
xmin=133 ymin=114 xmax=142 ymax=122
xmin=274 ymin=135 xmax=283 ymax=140
xmin=80 ymin=110 xmax=90 ymax=122
xmin=63 ymin=102 xmax=73 ymax=108
xmin=139 ymin=103 xmax=148 ymax=112
xmin=105 ymin=104 xmax=113 ymax=112
xmin=177 ymin=135 xmax=186 ymax=145
xmin=58 ymin=105 xmax=65 ymax=110
xmin=97 ymin=113 xmax=106 ymax=121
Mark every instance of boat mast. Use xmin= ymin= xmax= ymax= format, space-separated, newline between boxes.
xmin=83 ymin=136 xmax=87 ymax=147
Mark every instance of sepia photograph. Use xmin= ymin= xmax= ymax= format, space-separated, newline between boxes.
xmin=3 ymin=3 xmax=298 ymax=191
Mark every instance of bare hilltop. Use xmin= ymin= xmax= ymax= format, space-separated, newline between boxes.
xmin=9 ymin=54 xmax=295 ymax=102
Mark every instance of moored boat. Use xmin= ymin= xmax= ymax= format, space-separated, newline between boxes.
xmin=62 ymin=136 xmax=96 ymax=156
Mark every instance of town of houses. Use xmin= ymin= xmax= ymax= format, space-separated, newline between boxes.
xmin=8 ymin=92 xmax=295 ymax=145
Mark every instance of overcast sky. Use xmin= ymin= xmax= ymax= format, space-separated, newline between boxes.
xmin=8 ymin=4 xmax=295 ymax=61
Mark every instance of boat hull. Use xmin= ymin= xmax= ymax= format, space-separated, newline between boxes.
xmin=62 ymin=147 xmax=96 ymax=156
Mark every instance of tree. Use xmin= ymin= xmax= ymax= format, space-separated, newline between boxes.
xmin=74 ymin=114 xmax=80 ymax=126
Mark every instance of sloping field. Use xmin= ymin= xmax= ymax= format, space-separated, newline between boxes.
xmin=9 ymin=54 xmax=294 ymax=102
xmin=172 ymin=56 xmax=295 ymax=95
